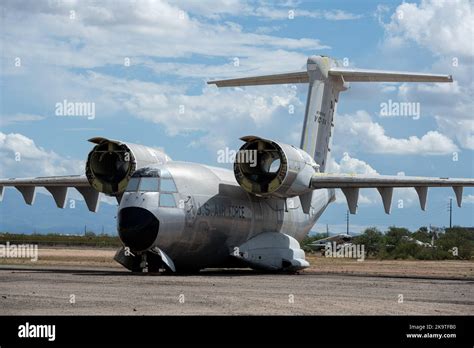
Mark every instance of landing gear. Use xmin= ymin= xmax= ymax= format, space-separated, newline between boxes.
xmin=114 ymin=246 xmax=177 ymax=273
xmin=139 ymin=253 xmax=147 ymax=270
xmin=147 ymin=251 xmax=164 ymax=273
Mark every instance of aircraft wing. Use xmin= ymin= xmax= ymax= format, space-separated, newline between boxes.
xmin=0 ymin=175 xmax=100 ymax=212
xmin=310 ymin=173 xmax=474 ymax=214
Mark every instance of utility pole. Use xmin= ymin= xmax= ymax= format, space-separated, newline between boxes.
xmin=448 ymin=198 xmax=452 ymax=228
xmin=326 ymin=224 xmax=329 ymax=237
xmin=346 ymin=210 xmax=350 ymax=235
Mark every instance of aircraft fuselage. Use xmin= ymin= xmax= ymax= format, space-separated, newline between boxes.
xmin=118 ymin=161 xmax=334 ymax=270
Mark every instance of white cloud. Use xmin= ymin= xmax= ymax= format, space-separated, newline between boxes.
xmin=327 ymin=152 xmax=419 ymax=207
xmin=435 ymin=117 xmax=474 ymax=151
xmin=397 ymin=80 xmax=474 ymax=150
xmin=57 ymin=71 xmax=303 ymax=151
xmin=144 ymin=49 xmax=310 ymax=79
xmin=1 ymin=0 xmax=329 ymax=72
xmin=251 ymin=7 xmax=362 ymax=21
xmin=254 ymin=25 xmax=281 ymax=34
xmin=0 ymin=131 xmax=118 ymax=205
xmin=170 ymin=1 xmax=362 ymax=21
xmin=335 ymin=110 xmax=459 ymax=155
xmin=382 ymin=0 xmax=473 ymax=58
xmin=0 ymin=113 xmax=45 ymax=126
xmin=0 ymin=132 xmax=84 ymax=178
xmin=322 ymin=10 xmax=362 ymax=21
xmin=327 ymin=153 xmax=377 ymax=205
xmin=378 ymin=0 xmax=474 ymax=151
xmin=170 ymin=0 xmax=250 ymax=19
xmin=327 ymin=152 xmax=378 ymax=175
xmin=0 ymin=0 xmax=322 ymax=152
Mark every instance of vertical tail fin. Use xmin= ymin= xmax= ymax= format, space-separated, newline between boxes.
xmin=208 ymin=56 xmax=452 ymax=172
xmin=300 ymin=56 xmax=346 ymax=171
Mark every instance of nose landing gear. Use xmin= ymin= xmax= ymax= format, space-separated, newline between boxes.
xmin=113 ymin=246 xmax=176 ymax=273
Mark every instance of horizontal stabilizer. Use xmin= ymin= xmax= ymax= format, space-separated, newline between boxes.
xmin=208 ymin=68 xmax=452 ymax=87
xmin=328 ymin=68 xmax=453 ymax=83
xmin=208 ymin=71 xmax=308 ymax=87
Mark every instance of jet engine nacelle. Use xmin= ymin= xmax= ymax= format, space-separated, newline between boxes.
xmin=85 ymin=137 xmax=170 ymax=196
xmin=233 ymin=136 xmax=318 ymax=198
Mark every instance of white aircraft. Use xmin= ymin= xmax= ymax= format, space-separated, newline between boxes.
xmin=1 ymin=56 xmax=472 ymax=273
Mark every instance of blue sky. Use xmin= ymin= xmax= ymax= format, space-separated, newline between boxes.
xmin=0 ymin=0 xmax=473 ymax=234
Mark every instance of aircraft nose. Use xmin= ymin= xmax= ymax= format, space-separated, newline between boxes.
xmin=118 ymin=207 xmax=159 ymax=252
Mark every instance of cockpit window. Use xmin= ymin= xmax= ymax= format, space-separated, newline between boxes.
xmin=132 ymin=168 xmax=160 ymax=178
xmin=159 ymin=168 xmax=173 ymax=179
xmin=126 ymin=167 xmax=177 ymax=194
xmin=126 ymin=177 xmax=159 ymax=192
xmin=139 ymin=178 xmax=159 ymax=192
xmin=160 ymin=178 xmax=177 ymax=192
xmin=126 ymin=177 xmax=140 ymax=191
xmin=159 ymin=193 xmax=176 ymax=207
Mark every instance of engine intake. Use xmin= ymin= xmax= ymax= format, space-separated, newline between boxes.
xmin=234 ymin=136 xmax=317 ymax=198
xmin=85 ymin=137 xmax=170 ymax=195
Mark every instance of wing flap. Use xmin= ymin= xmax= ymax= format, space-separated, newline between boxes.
xmin=341 ymin=188 xmax=359 ymax=214
xmin=45 ymin=186 xmax=68 ymax=209
xmin=377 ymin=187 xmax=394 ymax=214
xmin=15 ymin=186 xmax=36 ymax=205
xmin=415 ymin=186 xmax=428 ymax=211
xmin=453 ymin=186 xmax=463 ymax=207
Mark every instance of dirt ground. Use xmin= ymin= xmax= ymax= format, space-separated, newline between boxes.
xmin=0 ymin=247 xmax=472 ymax=315
xmin=1 ymin=247 xmax=472 ymax=279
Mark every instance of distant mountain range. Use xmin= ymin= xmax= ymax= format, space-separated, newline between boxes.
xmin=0 ymin=191 xmax=117 ymax=235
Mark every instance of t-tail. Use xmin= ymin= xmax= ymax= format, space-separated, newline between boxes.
xmin=208 ymin=55 xmax=452 ymax=172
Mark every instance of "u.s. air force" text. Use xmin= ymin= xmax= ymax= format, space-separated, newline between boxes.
xmin=197 ymin=202 xmax=246 ymax=219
